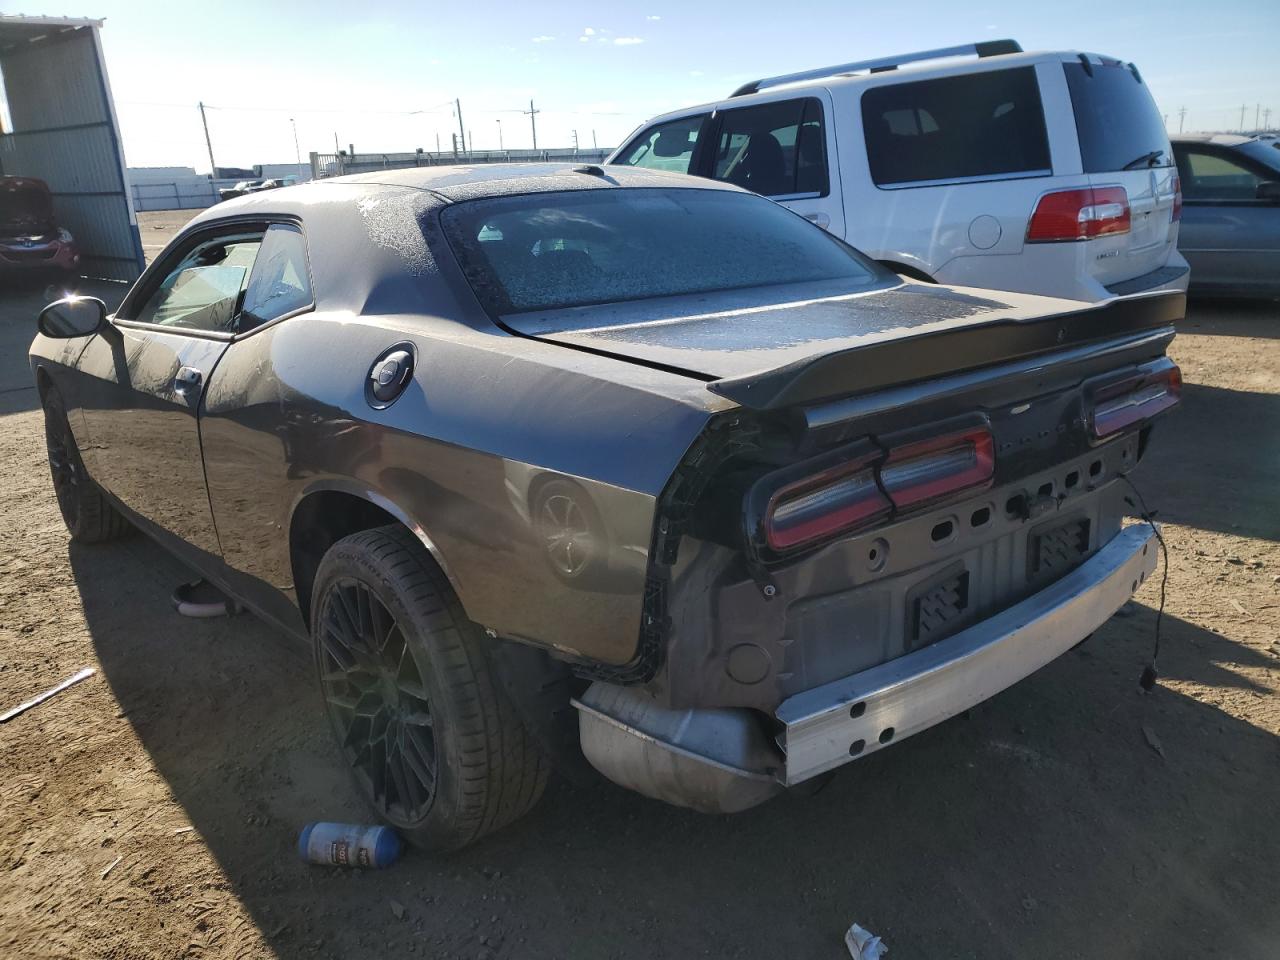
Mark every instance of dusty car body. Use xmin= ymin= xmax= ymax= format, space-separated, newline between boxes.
xmin=29 ymin=164 xmax=1181 ymax=847
xmin=0 ymin=176 xmax=80 ymax=279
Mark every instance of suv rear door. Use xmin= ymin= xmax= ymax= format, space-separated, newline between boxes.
xmin=1062 ymin=58 xmax=1180 ymax=288
xmin=699 ymin=93 xmax=845 ymax=235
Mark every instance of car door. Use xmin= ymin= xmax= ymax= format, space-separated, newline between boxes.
xmin=698 ymin=94 xmax=845 ymax=236
xmin=1173 ymin=144 xmax=1280 ymax=292
xmin=75 ymin=224 xmax=265 ymax=569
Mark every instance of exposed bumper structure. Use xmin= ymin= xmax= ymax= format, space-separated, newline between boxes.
xmin=575 ymin=524 xmax=1158 ymax=810
xmin=775 ymin=524 xmax=1158 ymax=784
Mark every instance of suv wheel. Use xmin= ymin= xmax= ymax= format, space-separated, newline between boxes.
xmin=42 ymin=390 xmax=132 ymax=543
xmin=311 ymin=524 xmax=548 ymax=851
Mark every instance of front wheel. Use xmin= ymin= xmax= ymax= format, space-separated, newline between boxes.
xmin=311 ymin=525 xmax=548 ymax=851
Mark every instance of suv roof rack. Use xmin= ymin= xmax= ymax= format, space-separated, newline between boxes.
xmin=729 ymin=39 xmax=1023 ymax=97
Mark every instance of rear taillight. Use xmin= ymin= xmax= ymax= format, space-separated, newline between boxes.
xmin=764 ymin=457 xmax=890 ymax=552
xmin=1089 ymin=362 xmax=1181 ymax=439
xmin=1171 ymin=174 xmax=1183 ymax=223
xmin=880 ymin=426 xmax=995 ymax=510
xmin=1027 ymin=186 xmax=1131 ymax=242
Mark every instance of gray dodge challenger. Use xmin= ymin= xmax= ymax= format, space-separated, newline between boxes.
xmin=30 ymin=164 xmax=1181 ymax=850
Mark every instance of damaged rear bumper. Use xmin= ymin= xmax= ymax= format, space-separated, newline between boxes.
xmin=574 ymin=524 xmax=1157 ymax=810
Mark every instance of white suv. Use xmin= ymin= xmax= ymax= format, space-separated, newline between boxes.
xmin=609 ymin=41 xmax=1189 ymax=302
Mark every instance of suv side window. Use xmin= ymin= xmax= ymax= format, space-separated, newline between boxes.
xmin=861 ymin=67 xmax=1050 ymax=187
xmin=615 ymin=115 xmax=705 ymax=174
xmin=240 ymin=223 xmax=313 ymax=330
xmin=1175 ymin=148 xmax=1264 ymax=201
xmin=709 ymin=97 xmax=829 ymax=198
xmin=133 ymin=232 xmax=262 ymax=332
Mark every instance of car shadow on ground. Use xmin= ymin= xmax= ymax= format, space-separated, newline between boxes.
xmin=1134 ymin=382 xmax=1280 ymax=543
xmin=1183 ymin=298 xmax=1280 ymax=338
xmin=72 ymin=536 xmax=1280 ymax=959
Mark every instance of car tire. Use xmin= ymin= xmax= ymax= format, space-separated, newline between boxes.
xmin=311 ymin=524 xmax=548 ymax=851
xmin=42 ymin=390 xmax=132 ymax=544
xmin=531 ymin=477 xmax=607 ymax=585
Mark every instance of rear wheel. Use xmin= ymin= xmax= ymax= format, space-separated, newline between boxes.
xmin=311 ymin=524 xmax=548 ymax=851
xmin=42 ymin=390 xmax=132 ymax=543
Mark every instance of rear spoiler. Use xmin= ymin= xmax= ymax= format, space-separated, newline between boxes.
xmin=706 ymin=293 xmax=1185 ymax=411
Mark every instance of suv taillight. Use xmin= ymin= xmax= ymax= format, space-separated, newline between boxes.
xmin=1171 ymin=174 xmax=1183 ymax=223
xmin=1089 ymin=361 xmax=1181 ymax=439
xmin=1027 ymin=186 xmax=1131 ymax=242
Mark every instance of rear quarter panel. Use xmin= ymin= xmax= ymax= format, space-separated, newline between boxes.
xmin=199 ymin=307 xmax=721 ymax=667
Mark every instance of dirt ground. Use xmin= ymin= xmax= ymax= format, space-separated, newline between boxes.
xmin=1 ymin=220 xmax=1277 ymax=959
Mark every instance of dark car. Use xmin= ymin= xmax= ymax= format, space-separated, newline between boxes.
xmin=0 ymin=176 xmax=80 ymax=281
xmin=217 ymin=179 xmax=265 ymax=202
xmin=1171 ymin=134 xmax=1280 ymax=297
xmin=30 ymin=164 xmax=1182 ymax=850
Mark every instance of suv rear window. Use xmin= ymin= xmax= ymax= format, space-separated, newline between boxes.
xmin=710 ymin=98 xmax=829 ymax=197
xmin=441 ymin=188 xmax=878 ymax=315
xmin=1064 ymin=62 xmax=1170 ymax=173
xmin=861 ymin=67 xmax=1050 ymax=187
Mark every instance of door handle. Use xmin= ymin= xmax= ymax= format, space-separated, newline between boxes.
xmin=174 ymin=366 xmax=203 ymax=392
xmin=803 ymin=212 xmax=831 ymax=230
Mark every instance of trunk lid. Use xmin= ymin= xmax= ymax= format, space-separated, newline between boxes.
xmin=504 ymin=282 xmax=1184 ymax=409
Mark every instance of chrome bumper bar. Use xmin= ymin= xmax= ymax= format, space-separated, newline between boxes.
xmin=775 ymin=524 xmax=1159 ymax=786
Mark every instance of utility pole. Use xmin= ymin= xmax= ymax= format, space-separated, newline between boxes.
xmin=1265 ymin=108 xmax=1273 ymax=130
xmin=1239 ymin=103 xmax=1247 ymax=132
xmin=572 ymin=129 xmax=579 ymax=155
xmin=468 ymin=129 xmax=473 ymax=153
xmin=524 ymin=99 xmax=540 ymax=150
xmin=198 ymin=101 xmax=217 ymax=178
xmin=451 ymin=132 xmax=458 ymax=159
xmin=455 ymin=99 xmax=466 ymax=158
xmin=1178 ymin=106 xmax=1187 ymax=133
xmin=1255 ymin=103 xmax=1261 ymax=131
xmin=592 ymin=129 xmax=598 ymax=150
xmin=435 ymin=132 xmax=441 ymax=155
xmin=496 ymin=119 xmax=503 ymax=150
xmin=290 ymin=117 xmax=303 ymax=180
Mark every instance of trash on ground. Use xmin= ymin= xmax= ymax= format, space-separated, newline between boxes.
xmin=298 ymin=822 xmax=401 ymax=868
xmin=845 ymin=922 xmax=888 ymax=959
xmin=171 ymin=579 xmax=239 ymax=618
xmin=1142 ymin=724 xmax=1167 ymax=760
xmin=1 ymin=667 xmax=96 ymax=724
xmin=173 ymin=826 xmax=194 ymax=835
xmin=390 ymin=899 xmax=405 ymax=920
xmin=100 ymin=855 xmax=123 ymax=880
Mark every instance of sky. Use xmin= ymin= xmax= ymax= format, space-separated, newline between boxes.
xmin=24 ymin=0 xmax=1280 ymax=172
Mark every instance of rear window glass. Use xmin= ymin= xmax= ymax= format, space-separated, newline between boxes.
xmin=440 ymin=188 xmax=878 ymax=315
xmin=614 ymin=115 xmax=705 ymax=174
xmin=1064 ymin=62 xmax=1170 ymax=173
xmin=861 ymin=68 xmax=1050 ymax=187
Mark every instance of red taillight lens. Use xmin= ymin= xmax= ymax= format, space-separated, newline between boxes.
xmin=880 ymin=427 xmax=995 ymax=510
xmin=1027 ymin=186 xmax=1131 ymax=242
xmin=1090 ymin=363 xmax=1181 ymax=439
xmin=765 ymin=459 xmax=891 ymax=552
xmin=1171 ymin=174 xmax=1183 ymax=223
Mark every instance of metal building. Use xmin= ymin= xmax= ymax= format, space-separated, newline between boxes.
xmin=0 ymin=15 xmax=144 ymax=281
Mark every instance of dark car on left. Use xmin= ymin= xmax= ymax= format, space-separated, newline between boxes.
xmin=0 ymin=176 xmax=80 ymax=282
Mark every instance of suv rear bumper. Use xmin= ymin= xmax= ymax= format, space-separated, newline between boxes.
xmin=575 ymin=524 xmax=1158 ymax=810
xmin=775 ymin=523 xmax=1157 ymax=784
xmin=1104 ymin=264 xmax=1190 ymax=297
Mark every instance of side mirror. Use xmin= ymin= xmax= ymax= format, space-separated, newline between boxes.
xmin=1257 ymin=181 xmax=1280 ymax=202
xmin=37 ymin=296 xmax=107 ymax=339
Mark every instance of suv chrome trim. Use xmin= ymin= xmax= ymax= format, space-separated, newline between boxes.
xmin=775 ymin=524 xmax=1158 ymax=785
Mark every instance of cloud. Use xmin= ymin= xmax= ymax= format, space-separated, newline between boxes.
xmin=613 ymin=36 xmax=644 ymax=45
xmin=647 ymin=14 xmax=661 ymax=20
xmin=583 ymin=26 xmax=596 ymax=35
xmin=579 ymin=35 xmax=590 ymax=42
xmin=531 ymin=35 xmax=554 ymax=43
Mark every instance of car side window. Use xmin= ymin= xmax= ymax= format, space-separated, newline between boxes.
xmin=861 ymin=67 xmax=1050 ymax=187
xmin=133 ymin=233 xmax=262 ymax=332
xmin=709 ymin=98 xmax=829 ymax=197
xmin=240 ymin=223 xmax=313 ymax=331
xmin=615 ymin=115 xmax=705 ymax=173
xmin=1176 ymin=149 xmax=1264 ymax=201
